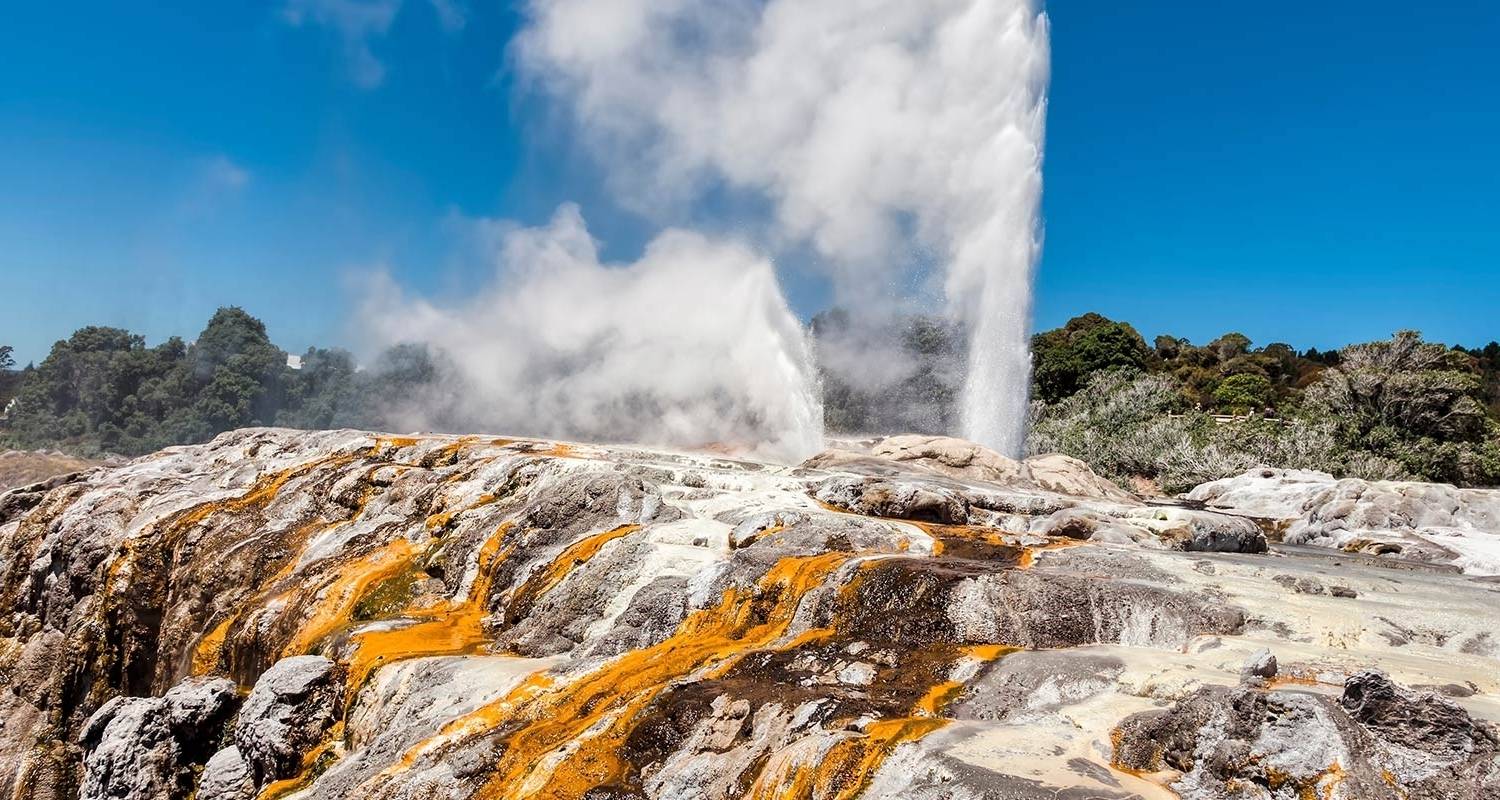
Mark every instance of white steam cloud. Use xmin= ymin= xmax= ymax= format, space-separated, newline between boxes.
xmin=359 ymin=205 xmax=823 ymax=460
xmin=514 ymin=0 xmax=1049 ymax=454
xmin=358 ymin=0 xmax=1048 ymax=459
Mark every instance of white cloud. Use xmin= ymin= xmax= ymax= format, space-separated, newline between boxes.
xmin=201 ymin=155 xmax=251 ymax=193
xmin=283 ymin=0 xmax=402 ymax=89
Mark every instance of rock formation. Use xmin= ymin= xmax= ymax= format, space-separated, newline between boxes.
xmin=1114 ymin=670 xmax=1500 ymax=799
xmin=1189 ymin=467 xmax=1500 ymax=574
xmin=0 ymin=429 xmax=1496 ymax=799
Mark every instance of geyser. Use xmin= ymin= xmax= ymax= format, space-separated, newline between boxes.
xmin=358 ymin=206 xmax=824 ymax=461
xmin=361 ymin=0 xmax=1049 ymax=458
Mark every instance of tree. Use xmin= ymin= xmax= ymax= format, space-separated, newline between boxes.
xmin=1032 ymin=314 xmax=1151 ymax=403
xmin=1153 ymin=335 xmax=1183 ymax=361
xmin=1306 ymin=331 xmax=1497 ymax=484
xmin=277 ymin=347 xmax=357 ymax=430
xmin=1208 ymin=332 xmax=1252 ymax=362
xmin=0 ymin=345 xmax=13 ymax=371
xmin=1213 ymin=374 xmax=1273 ymax=414
xmin=2 ymin=327 xmax=174 ymax=452
xmin=1 ymin=308 xmax=296 ymax=456
xmin=186 ymin=307 xmax=287 ymax=432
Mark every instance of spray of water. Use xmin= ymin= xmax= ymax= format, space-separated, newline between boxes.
xmin=515 ymin=0 xmax=1049 ymax=454
xmin=358 ymin=0 xmax=1048 ymax=459
xmin=358 ymin=205 xmax=824 ymax=460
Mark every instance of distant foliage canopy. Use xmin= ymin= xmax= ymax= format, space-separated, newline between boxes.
xmin=2 ymin=308 xmax=1497 ymax=489
xmin=1018 ymin=316 xmax=1500 ymax=490
xmin=0 ymin=307 xmax=438 ymax=457
xmin=812 ymin=309 xmax=1499 ymax=490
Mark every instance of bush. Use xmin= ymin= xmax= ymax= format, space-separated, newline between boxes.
xmin=1028 ymin=370 xmax=1422 ymax=493
xmin=1304 ymin=331 xmax=1497 ymax=485
xmin=1031 ymin=314 xmax=1151 ymax=404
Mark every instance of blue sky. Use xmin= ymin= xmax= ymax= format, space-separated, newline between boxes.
xmin=2 ymin=1 xmax=1497 ymax=364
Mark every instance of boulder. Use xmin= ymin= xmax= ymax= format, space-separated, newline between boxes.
xmin=1175 ymin=511 xmax=1269 ymax=554
xmin=870 ymin=435 xmax=1026 ymax=484
xmin=1242 ymin=648 xmax=1278 ymax=681
xmin=1113 ymin=672 xmax=1500 ymax=800
xmin=1188 ymin=467 xmax=1500 ymax=575
xmin=806 ymin=436 xmax=1139 ymax=504
xmin=234 ymin=655 xmax=343 ymax=784
xmin=1341 ymin=670 xmax=1496 ymax=760
xmin=812 ymin=476 xmax=970 ymax=524
xmin=78 ymin=678 xmax=237 ymax=800
xmin=1021 ymin=453 xmax=1137 ymax=503
xmin=196 ymin=747 xmax=255 ymax=800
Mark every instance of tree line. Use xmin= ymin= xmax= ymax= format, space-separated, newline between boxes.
xmin=2 ymin=307 xmax=1497 ymax=488
xmin=812 ymin=311 xmax=1500 ymax=489
xmin=0 ymin=308 xmax=439 ymax=457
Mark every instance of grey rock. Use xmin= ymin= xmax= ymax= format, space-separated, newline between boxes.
xmin=1188 ymin=467 xmax=1500 ymax=575
xmin=235 ymin=655 xmax=342 ymax=784
xmin=1273 ymin=573 xmax=1327 ymax=594
xmin=1242 ymin=648 xmax=1278 ymax=680
xmin=1341 ymin=670 xmax=1496 ymax=761
xmin=1035 ymin=509 xmax=1100 ymax=540
xmin=949 ymin=650 xmax=1125 ymax=722
xmin=197 ymin=746 xmax=255 ymax=800
xmin=7 ymin=428 xmax=1500 ymax=800
xmin=78 ymin=677 xmax=237 ymax=800
xmin=812 ymin=476 xmax=970 ymax=524
xmin=1115 ymin=672 xmax=1500 ymax=800
xmin=1178 ymin=512 xmax=1268 ymax=553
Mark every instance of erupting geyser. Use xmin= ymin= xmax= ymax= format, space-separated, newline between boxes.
xmin=361 ymin=0 xmax=1050 ymax=458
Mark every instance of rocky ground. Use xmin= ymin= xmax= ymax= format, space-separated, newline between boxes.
xmin=1189 ymin=467 xmax=1500 ymax=576
xmin=0 ymin=429 xmax=1496 ymax=800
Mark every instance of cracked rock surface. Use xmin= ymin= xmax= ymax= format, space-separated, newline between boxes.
xmin=0 ymin=429 xmax=1496 ymax=799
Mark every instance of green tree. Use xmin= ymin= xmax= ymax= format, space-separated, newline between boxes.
xmin=1153 ymin=335 xmax=1183 ymax=361
xmin=1208 ymin=332 xmax=1252 ymax=362
xmin=1032 ymin=314 xmax=1151 ymax=403
xmin=1213 ymin=374 xmax=1273 ymax=414
xmin=0 ymin=345 xmax=13 ymax=371
xmin=188 ymin=307 xmax=286 ymax=428
xmin=2 ymin=327 xmax=184 ymax=453
xmin=2 ymin=308 xmax=297 ymax=456
xmin=277 ymin=348 xmax=358 ymax=430
xmin=1306 ymin=331 xmax=1497 ymax=484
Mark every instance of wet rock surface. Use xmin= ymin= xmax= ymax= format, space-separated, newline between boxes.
xmin=230 ymin=655 xmax=344 ymax=785
xmin=0 ymin=429 xmax=1496 ymax=799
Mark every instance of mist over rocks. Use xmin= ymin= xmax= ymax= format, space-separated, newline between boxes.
xmin=357 ymin=205 xmax=825 ymax=463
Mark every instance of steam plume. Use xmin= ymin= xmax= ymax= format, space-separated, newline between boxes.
xmin=358 ymin=0 xmax=1048 ymax=459
xmin=359 ymin=206 xmax=823 ymax=460
xmin=515 ymin=0 xmax=1049 ymax=454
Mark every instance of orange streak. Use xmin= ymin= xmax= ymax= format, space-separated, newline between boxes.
xmin=381 ymin=552 xmax=853 ymax=799
xmin=507 ymin=524 xmax=642 ymax=618
xmin=344 ymin=524 xmax=515 ymax=692
xmin=282 ymin=538 xmax=422 ymax=659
